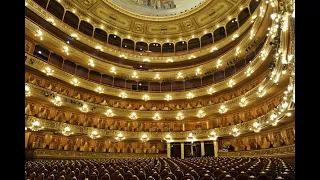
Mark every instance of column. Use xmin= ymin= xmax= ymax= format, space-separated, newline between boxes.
xmin=182 ymin=123 xmax=185 ymax=131
xmin=191 ymin=145 xmax=194 ymax=156
xmin=167 ymin=142 xmax=171 ymax=158
xmin=201 ymin=141 xmax=205 ymax=157
xmin=181 ymin=142 xmax=185 ymax=159
xmin=213 ymin=140 xmax=219 ymax=157
xmin=206 ymin=121 xmax=209 ymax=129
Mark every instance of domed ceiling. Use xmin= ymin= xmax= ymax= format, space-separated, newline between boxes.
xmin=110 ymin=0 xmax=205 ymax=16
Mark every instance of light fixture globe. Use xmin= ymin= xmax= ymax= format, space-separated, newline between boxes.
xmin=176 ymin=112 xmax=184 ymax=120
xmin=29 ymin=119 xmax=44 ymax=131
xmin=230 ymin=127 xmax=240 ymax=137
xmin=153 ymin=113 xmax=161 ymax=120
xmin=129 ymin=112 xmax=138 ymax=120
xmin=208 ymin=131 xmax=217 ymax=140
xmin=62 ymin=126 xmax=73 ymax=136
xmin=141 ymin=134 xmax=149 ymax=142
xmin=79 ymin=104 xmax=89 ymax=113
xmin=25 ymin=85 xmax=31 ymax=97
xmin=115 ymin=133 xmax=125 ymax=141
xmin=196 ymin=109 xmax=206 ymax=118
xmin=164 ymin=134 xmax=172 ymax=142
xmin=90 ymin=130 xmax=101 ymax=139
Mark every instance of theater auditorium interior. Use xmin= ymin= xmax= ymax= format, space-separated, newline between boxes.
xmin=25 ymin=0 xmax=295 ymax=179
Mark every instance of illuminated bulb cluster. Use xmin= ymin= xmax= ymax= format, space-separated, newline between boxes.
xmin=208 ymin=131 xmax=217 ymax=140
xmin=235 ymin=47 xmax=241 ymax=57
xmin=71 ymin=33 xmax=79 ymax=40
xmin=71 ymin=78 xmax=80 ymax=86
xmin=176 ymin=112 xmax=184 ymax=120
xmin=232 ymin=34 xmax=239 ymax=40
xmin=259 ymin=6 xmax=265 ymax=17
xmin=62 ymin=46 xmax=69 ymax=55
xmin=177 ymin=72 xmax=183 ymax=79
xmin=196 ymin=109 xmax=206 ymax=118
xmin=95 ymin=46 xmax=103 ymax=51
xmin=35 ymin=29 xmax=43 ymax=40
xmin=132 ymin=71 xmax=138 ymax=79
xmin=119 ymin=92 xmax=127 ymax=99
xmin=115 ymin=133 xmax=125 ymax=141
xmin=90 ymin=130 xmax=100 ymax=139
xmin=195 ymin=68 xmax=201 ymax=76
xmin=164 ymin=94 xmax=172 ymax=101
xmin=219 ymin=105 xmax=228 ymax=114
xmin=216 ymin=59 xmax=222 ymax=68
xmin=141 ymin=134 xmax=149 ymax=142
xmin=227 ymin=79 xmax=236 ymax=88
xmin=257 ymin=86 xmax=266 ymax=97
xmin=29 ymin=120 xmax=44 ymax=131
xmin=189 ymin=55 xmax=196 ymax=59
xmin=88 ymin=59 xmax=95 ymax=67
xmin=164 ymin=134 xmax=172 ymax=141
xmin=96 ymin=86 xmax=104 ymax=94
xmin=251 ymin=15 xmax=257 ymax=23
xmin=47 ymin=18 xmax=56 ymax=26
xmin=167 ymin=58 xmax=173 ymax=63
xmin=259 ymin=50 xmax=268 ymax=60
xmin=105 ymin=109 xmax=115 ymax=117
xmin=43 ymin=67 xmax=54 ymax=76
xmin=154 ymin=73 xmax=160 ymax=80
xmin=239 ymin=97 xmax=248 ymax=107
xmin=25 ymin=85 xmax=31 ymax=97
xmin=211 ymin=47 xmax=218 ymax=52
xmin=62 ymin=126 xmax=73 ymax=136
xmin=80 ymin=104 xmax=89 ymax=113
xmin=207 ymin=87 xmax=215 ymax=95
xmin=251 ymin=122 xmax=261 ymax=133
xmin=186 ymin=92 xmax=194 ymax=99
xmin=129 ymin=112 xmax=137 ymax=120
xmin=153 ymin=113 xmax=161 ymax=120
xmin=110 ymin=67 xmax=117 ymax=74
xmin=52 ymin=96 xmax=62 ymax=106
xmin=245 ymin=67 xmax=253 ymax=77
xmin=187 ymin=132 xmax=195 ymax=143
xmin=142 ymin=94 xmax=150 ymax=101
xmin=230 ymin=127 xmax=240 ymax=137
xmin=249 ymin=29 xmax=255 ymax=39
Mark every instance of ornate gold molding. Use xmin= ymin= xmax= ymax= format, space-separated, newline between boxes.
xmin=218 ymin=144 xmax=295 ymax=157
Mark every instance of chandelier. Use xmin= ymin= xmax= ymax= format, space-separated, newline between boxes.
xmin=35 ymin=29 xmax=43 ymax=40
xmin=62 ymin=126 xmax=73 ymax=136
xmin=119 ymin=92 xmax=127 ymax=99
xmin=71 ymin=33 xmax=79 ymax=40
xmin=142 ymin=94 xmax=150 ymax=101
xmin=164 ymin=94 xmax=172 ymax=101
xmin=141 ymin=134 xmax=149 ymax=142
xmin=257 ymin=86 xmax=266 ymax=97
xmin=29 ymin=120 xmax=44 ymax=131
xmin=43 ymin=67 xmax=54 ymax=76
xmin=88 ymin=59 xmax=95 ymax=67
xmin=207 ymin=87 xmax=215 ymax=95
xmin=71 ymin=78 xmax=80 ymax=86
xmin=186 ymin=92 xmax=194 ymax=99
xmin=227 ymin=79 xmax=235 ymax=88
xmin=153 ymin=113 xmax=161 ymax=120
xmin=250 ymin=122 xmax=261 ymax=133
xmin=230 ymin=127 xmax=240 ymax=137
xmin=96 ymin=86 xmax=104 ymax=94
xmin=25 ymin=85 xmax=31 ymax=97
xmin=245 ymin=67 xmax=253 ymax=77
xmin=115 ymin=133 xmax=125 ymax=141
xmin=164 ymin=134 xmax=172 ymax=142
xmin=195 ymin=68 xmax=201 ymax=75
xmin=105 ymin=109 xmax=115 ymax=117
xmin=219 ymin=105 xmax=228 ymax=114
xmin=110 ymin=66 xmax=117 ymax=74
xmin=177 ymin=72 xmax=183 ymax=79
xmin=132 ymin=71 xmax=138 ymax=79
xmin=90 ymin=130 xmax=101 ymax=139
xmin=129 ymin=112 xmax=137 ymax=120
xmin=52 ymin=96 xmax=62 ymax=106
xmin=80 ymin=104 xmax=89 ymax=113
xmin=208 ymin=131 xmax=217 ymax=140
xmin=176 ymin=112 xmax=184 ymax=120
xmin=154 ymin=73 xmax=160 ymax=80
xmin=239 ymin=97 xmax=248 ymax=107
xmin=62 ymin=46 xmax=69 ymax=55
xmin=216 ymin=59 xmax=222 ymax=68
xmin=196 ymin=109 xmax=206 ymax=118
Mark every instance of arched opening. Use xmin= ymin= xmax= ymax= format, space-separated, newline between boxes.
xmin=47 ymin=0 xmax=64 ymax=20
xmin=250 ymin=0 xmax=261 ymax=13
xmin=185 ymin=78 xmax=201 ymax=89
xmin=62 ymin=60 xmax=76 ymax=74
xmin=161 ymin=82 xmax=171 ymax=92
xmin=150 ymin=82 xmax=160 ymax=92
xmin=89 ymin=70 xmax=101 ymax=83
xmin=137 ymin=81 xmax=149 ymax=91
xmin=122 ymin=39 xmax=134 ymax=50
xmin=49 ymin=53 xmax=63 ymax=68
xmin=245 ymin=51 xmax=256 ymax=63
xmin=114 ymin=77 xmax=125 ymax=88
xmin=175 ymin=41 xmax=187 ymax=52
xmin=63 ymin=11 xmax=79 ymax=29
xmin=235 ymin=59 xmax=246 ymax=72
xmin=149 ymin=43 xmax=161 ymax=53
xmin=34 ymin=0 xmax=48 ymax=9
xmin=226 ymin=18 xmax=239 ymax=35
xmin=126 ymin=80 xmax=137 ymax=90
xmin=225 ymin=66 xmax=236 ymax=78
xmin=108 ymin=34 xmax=121 ymax=47
xmin=136 ymin=42 xmax=148 ymax=52
xmin=214 ymin=70 xmax=225 ymax=82
xmin=202 ymin=75 xmax=214 ymax=86
xmin=214 ymin=27 xmax=226 ymax=42
xmin=172 ymin=81 xmax=184 ymax=91
xmin=33 ymin=45 xmax=50 ymax=61
xmin=76 ymin=65 xmax=89 ymax=79
xmin=201 ymin=33 xmax=213 ymax=47
xmin=94 ymin=28 xmax=108 ymax=42
xmin=101 ymin=74 xmax=113 ymax=86
xmin=79 ymin=21 xmax=93 ymax=36
xmin=188 ymin=38 xmax=200 ymax=50
xmin=238 ymin=8 xmax=250 ymax=27
xmin=162 ymin=43 xmax=174 ymax=53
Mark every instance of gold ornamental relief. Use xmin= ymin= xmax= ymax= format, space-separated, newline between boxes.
xmin=76 ymin=0 xmax=98 ymax=9
xmin=146 ymin=23 xmax=182 ymax=35
xmin=195 ymin=0 xmax=233 ymax=27
xmin=182 ymin=19 xmax=197 ymax=32
xmin=131 ymin=22 xmax=145 ymax=34
xmin=92 ymin=6 xmax=132 ymax=30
